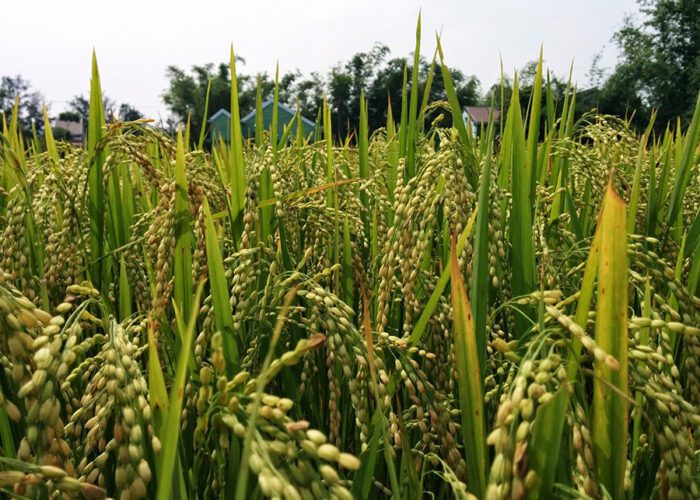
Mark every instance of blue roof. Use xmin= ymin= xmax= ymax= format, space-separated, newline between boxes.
xmin=207 ymin=108 xmax=231 ymax=122
xmin=240 ymin=99 xmax=315 ymax=128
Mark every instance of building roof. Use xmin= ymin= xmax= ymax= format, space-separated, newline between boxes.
xmin=207 ymin=108 xmax=231 ymax=122
xmin=464 ymin=106 xmax=500 ymax=125
xmin=240 ymin=99 xmax=316 ymax=128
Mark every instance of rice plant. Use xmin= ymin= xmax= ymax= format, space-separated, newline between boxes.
xmin=0 ymin=22 xmax=699 ymax=500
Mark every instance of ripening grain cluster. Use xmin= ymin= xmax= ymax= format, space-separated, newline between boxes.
xmin=0 ymin=22 xmax=699 ymax=500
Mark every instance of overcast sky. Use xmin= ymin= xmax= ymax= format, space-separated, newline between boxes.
xmin=1 ymin=0 xmax=640 ymax=120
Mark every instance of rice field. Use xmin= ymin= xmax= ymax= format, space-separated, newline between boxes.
xmin=1 ymin=23 xmax=700 ymax=500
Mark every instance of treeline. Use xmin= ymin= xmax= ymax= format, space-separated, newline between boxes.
xmin=161 ymin=0 xmax=699 ymax=141
xmin=162 ymin=43 xmax=481 ymax=142
xmin=2 ymin=0 xmax=698 ymax=141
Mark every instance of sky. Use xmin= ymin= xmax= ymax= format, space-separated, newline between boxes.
xmin=1 ymin=0 xmax=640 ymax=121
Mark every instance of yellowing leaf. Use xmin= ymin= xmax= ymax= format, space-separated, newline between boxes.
xmin=450 ymin=235 xmax=486 ymax=498
xmin=593 ymin=182 xmax=629 ymax=500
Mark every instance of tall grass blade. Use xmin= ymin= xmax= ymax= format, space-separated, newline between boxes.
xmin=156 ymin=282 xmax=204 ymax=500
xmin=271 ymin=64 xmax=280 ymax=154
xmin=234 ymin=288 xmax=299 ymax=500
xmin=471 ymin=134 xmax=493 ymax=372
xmin=87 ymin=50 xmax=106 ymax=292
xmin=359 ymin=91 xmax=369 ymax=210
xmin=386 ymin=98 xmax=398 ymax=203
xmin=593 ymin=182 xmax=629 ymax=500
xmin=504 ymin=76 xmax=536 ymax=336
xmin=197 ymin=78 xmax=212 ymax=150
xmin=42 ymin=105 xmax=58 ymax=161
xmin=418 ymin=48 xmax=437 ymax=133
xmin=229 ymin=46 xmax=246 ymax=237
xmin=631 ymin=277 xmax=651 ymax=496
xmin=255 ymin=76 xmax=263 ymax=147
xmin=173 ymin=129 xmax=193 ymax=324
xmin=184 ymin=115 xmax=191 ymax=151
xmin=628 ymin=132 xmax=650 ymax=234
xmin=409 ymin=208 xmax=477 ymax=345
xmin=527 ymin=223 xmax=602 ymax=499
xmin=202 ymin=198 xmax=239 ymax=375
xmin=436 ymin=36 xmax=476 ymax=188
xmin=118 ymin=256 xmax=132 ymax=320
xmin=399 ymin=63 xmax=408 ymax=158
xmin=526 ymin=49 xmax=543 ymax=200
xmin=405 ymin=12 xmax=421 ymax=179
xmin=664 ymin=92 xmax=700 ymax=241
xmin=342 ymin=215 xmax=354 ymax=307
xmin=449 ymin=236 xmax=486 ymax=498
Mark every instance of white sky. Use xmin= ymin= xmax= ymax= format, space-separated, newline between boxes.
xmin=1 ymin=0 xmax=639 ymax=120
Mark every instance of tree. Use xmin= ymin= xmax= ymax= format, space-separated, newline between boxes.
xmin=593 ymin=65 xmax=651 ymax=128
xmin=68 ymin=94 xmax=116 ymax=123
xmin=118 ymin=103 xmax=143 ymax=121
xmin=603 ymin=0 xmax=700 ymax=127
xmin=163 ymin=57 xmax=325 ymax=145
xmin=328 ymin=43 xmax=390 ymax=137
xmin=366 ymin=56 xmax=480 ymax=132
xmin=483 ymin=61 xmax=575 ymax=139
xmin=277 ymin=70 xmax=325 ymax=120
xmin=58 ymin=111 xmax=81 ymax=122
xmin=162 ymin=62 xmax=238 ymax=143
xmin=330 ymin=45 xmax=480 ymax=137
xmin=162 ymin=42 xmax=481 ymax=144
xmin=426 ymin=63 xmax=481 ymax=128
xmin=0 ymin=75 xmax=44 ymax=136
xmin=367 ymin=57 xmax=407 ymax=130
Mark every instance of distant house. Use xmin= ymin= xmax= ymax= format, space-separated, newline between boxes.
xmin=241 ymin=99 xmax=315 ymax=141
xmin=207 ymin=100 xmax=315 ymax=145
xmin=207 ymin=108 xmax=231 ymax=144
xmin=52 ymin=117 xmax=84 ymax=146
xmin=462 ymin=106 xmax=500 ymax=136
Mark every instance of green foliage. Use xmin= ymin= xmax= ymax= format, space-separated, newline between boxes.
xmin=68 ymin=93 xmax=115 ymax=123
xmin=607 ymin=0 xmax=700 ymax=126
xmin=0 ymin=35 xmax=699 ymax=500
xmin=118 ymin=103 xmax=143 ymax=121
xmin=57 ymin=111 xmax=81 ymax=122
xmin=163 ymin=43 xmax=480 ymax=145
xmin=0 ymin=75 xmax=44 ymax=137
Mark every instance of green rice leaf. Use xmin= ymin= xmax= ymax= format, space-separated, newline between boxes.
xmin=156 ymin=282 xmax=204 ymax=500
xmin=593 ymin=182 xmax=629 ymax=500
xmin=202 ymin=197 xmax=239 ymax=375
xmin=450 ymin=235 xmax=486 ymax=498
xmin=173 ymin=129 xmax=193 ymax=324
xmin=197 ymin=78 xmax=212 ymax=150
xmin=42 ymin=105 xmax=58 ymax=161
xmin=87 ymin=50 xmax=106 ymax=292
